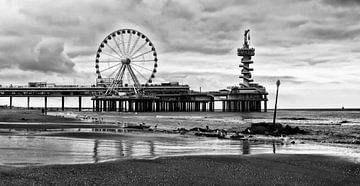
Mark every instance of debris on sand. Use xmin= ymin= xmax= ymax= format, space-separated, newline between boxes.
xmin=242 ymin=122 xmax=307 ymax=136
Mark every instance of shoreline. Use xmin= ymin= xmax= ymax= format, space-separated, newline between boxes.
xmin=2 ymin=131 xmax=360 ymax=167
xmin=1 ymin=108 xmax=360 ymax=184
xmin=1 ymin=154 xmax=359 ymax=185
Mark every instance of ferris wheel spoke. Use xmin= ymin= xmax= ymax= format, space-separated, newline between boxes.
xmin=100 ymin=51 xmax=122 ymax=60
xmin=131 ymin=59 xmax=154 ymax=63
xmin=131 ymin=65 xmax=150 ymax=82
xmin=131 ymin=50 xmax=153 ymax=60
xmin=131 ymin=63 xmax=153 ymax=72
xmin=100 ymin=63 xmax=121 ymax=73
xmin=113 ymin=37 xmax=126 ymax=57
xmin=120 ymin=33 xmax=127 ymax=57
xmin=126 ymin=33 xmax=132 ymax=54
xmin=108 ymin=64 xmax=123 ymax=78
xmin=98 ymin=60 xmax=122 ymax=63
xmin=129 ymin=36 xmax=140 ymax=56
xmin=105 ymin=43 xmax=123 ymax=59
xmin=130 ymin=42 xmax=147 ymax=57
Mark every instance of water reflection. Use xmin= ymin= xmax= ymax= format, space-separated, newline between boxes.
xmin=149 ymin=141 xmax=155 ymax=157
xmin=0 ymin=135 xmax=359 ymax=167
xmin=273 ymin=142 xmax=276 ymax=154
xmin=242 ymin=140 xmax=250 ymax=155
xmin=93 ymin=139 xmax=99 ymax=163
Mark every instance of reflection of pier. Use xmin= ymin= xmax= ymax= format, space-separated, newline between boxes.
xmin=91 ymin=136 xmax=258 ymax=162
xmin=242 ymin=140 xmax=250 ymax=155
xmin=92 ymin=139 xmax=156 ymax=163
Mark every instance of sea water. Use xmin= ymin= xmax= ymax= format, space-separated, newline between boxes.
xmin=1 ymin=134 xmax=359 ymax=167
xmin=1 ymin=109 xmax=360 ymax=167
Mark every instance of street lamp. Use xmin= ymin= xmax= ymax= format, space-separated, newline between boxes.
xmin=273 ymin=80 xmax=280 ymax=124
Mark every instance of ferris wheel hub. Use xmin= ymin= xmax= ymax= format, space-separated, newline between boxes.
xmin=121 ymin=58 xmax=131 ymax=64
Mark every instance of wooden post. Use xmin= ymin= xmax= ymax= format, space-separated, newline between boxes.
xmin=264 ymin=95 xmax=268 ymax=112
xmin=44 ymin=96 xmax=48 ymax=114
xmin=78 ymin=96 xmax=82 ymax=111
xmin=9 ymin=96 xmax=12 ymax=109
xmin=27 ymin=96 xmax=30 ymax=109
xmin=61 ymin=96 xmax=65 ymax=111
xmin=273 ymin=80 xmax=280 ymax=124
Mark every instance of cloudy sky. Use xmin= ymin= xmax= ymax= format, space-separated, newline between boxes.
xmin=1 ymin=0 xmax=360 ymax=108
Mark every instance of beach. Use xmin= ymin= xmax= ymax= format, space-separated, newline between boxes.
xmin=1 ymin=108 xmax=360 ymax=185
xmin=1 ymin=154 xmax=359 ymax=185
xmin=0 ymin=108 xmax=78 ymax=123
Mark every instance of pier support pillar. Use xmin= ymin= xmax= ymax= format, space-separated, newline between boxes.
xmin=78 ymin=96 xmax=82 ymax=111
xmin=61 ymin=96 xmax=65 ymax=111
xmin=264 ymin=100 xmax=267 ymax=112
xmin=103 ymin=100 xmax=107 ymax=111
xmin=44 ymin=96 xmax=47 ymax=114
xmin=27 ymin=96 xmax=30 ymax=109
xmin=9 ymin=96 xmax=12 ymax=109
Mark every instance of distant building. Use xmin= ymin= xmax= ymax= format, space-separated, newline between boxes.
xmin=28 ymin=82 xmax=47 ymax=87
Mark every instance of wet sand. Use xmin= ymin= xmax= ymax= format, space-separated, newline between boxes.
xmin=0 ymin=154 xmax=359 ymax=185
xmin=0 ymin=108 xmax=78 ymax=123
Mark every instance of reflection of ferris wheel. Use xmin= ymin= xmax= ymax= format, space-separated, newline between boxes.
xmin=95 ymin=29 xmax=158 ymax=90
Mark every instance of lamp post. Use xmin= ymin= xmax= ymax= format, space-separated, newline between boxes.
xmin=273 ymin=80 xmax=280 ymax=124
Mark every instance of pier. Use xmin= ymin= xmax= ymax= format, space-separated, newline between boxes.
xmin=0 ymin=29 xmax=268 ymax=112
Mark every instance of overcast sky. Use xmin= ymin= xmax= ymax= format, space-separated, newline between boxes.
xmin=1 ymin=0 xmax=360 ymax=108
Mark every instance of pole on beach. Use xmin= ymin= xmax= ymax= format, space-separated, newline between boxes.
xmin=272 ymin=80 xmax=280 ymax=125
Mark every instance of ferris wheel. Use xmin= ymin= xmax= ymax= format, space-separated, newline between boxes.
xmin=95 ymin=29 xmax=158 ymax=93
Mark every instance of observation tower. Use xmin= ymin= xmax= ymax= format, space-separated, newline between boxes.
xmin=238 ymin=29 xmax=255 ymax=87
xmin=222 ymin=29 xmax=268 ymax=112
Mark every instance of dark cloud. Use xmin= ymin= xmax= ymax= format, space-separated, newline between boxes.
xmin=255 ymin=75 xmax=304 ymax=85
xmin=0 ymin=30 xmax=23 ymax=37
xmin=67 ymin=49 xmax=95 ymax=59
xmin=198 ymin=0 xmax=250 ymax=12
xmin=161 ymin=1 xmax=197 ymax=20
xmin=350 ymin=48 xmax=360 ymax=53
xmin=302 ymin=25 xmax=360 ymax=40
xmin=324 ymin=0 xmax=360 ymax=7
xmin=286 ymin=20 xmax=308 ymax=28
xmin=18 ymin=40 xmax=75 ymax=74
xmin=19 ymin=9 xmax=81 ymax=27
xmin=157 ymin=71 xmax=239 ymax=91
xmin=156 ymin=72 xmax=305 ymax=93
xmin=303 ymin=58 xmax=332 ymax=66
